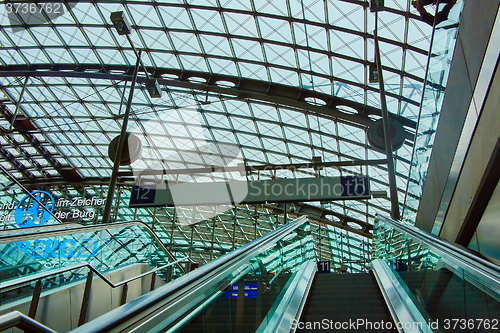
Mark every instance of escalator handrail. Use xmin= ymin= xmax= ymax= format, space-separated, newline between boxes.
xmin=0 ymin=220 xmax=186 ymax=274
xmin=0 ymin=223 xmax=84 ymax=236
xmin=371 ymin=259 xmax=431 ymax=333
xmin=0 ymin=257 xmax=189 ymax=292
xmin=69 ymin=216 xmax=309 ymax=333
xmin=0 ymin=311 xmax=56 ymax=333
xmin=258 ymin=260 xmax=316 ymax=333
xmin=376 ymin=214 xmax=500 ymax=284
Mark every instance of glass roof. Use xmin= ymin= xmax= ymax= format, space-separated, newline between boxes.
xmin=0 ymin=0 xmax=463 ymax=272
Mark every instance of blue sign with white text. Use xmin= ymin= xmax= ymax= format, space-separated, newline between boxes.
xmin=340 ymin=176 xmax=370 ymax=197
xmin=224 ymin=284 xmax=258 ymax=298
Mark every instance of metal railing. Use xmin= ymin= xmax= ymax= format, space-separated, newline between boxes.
xmin=0 ymin=311 xmax=56 ymax=333
xmin=0 ymin=223 xmax=84 ymax=236
xmin=0 ymin=257 xmax=188 ymax=328
xmin=371 ymin=259 xmax=432 ymax=333
xmin=68 ymin=216 xmax=310 ymax=333
xmin=0 ymin=257 xmax=188 ymax=293
xmin=0 ymin=221 xmax=192 ymax=331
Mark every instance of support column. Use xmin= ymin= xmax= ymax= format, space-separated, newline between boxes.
xmin=112 ymin=185 xmax=121 ymax=221
xmin=78 ymin=271 xmax=93 ymax=326
xmin=102 ymin=53 xmax=142 ymax=223
xmin=232 ymin=206 xmax=237 ymax=250
xmin=151 ymin=207 xmax=157 ymax=230
xmin=374 ymin=13 xmax=400 ymax=220
xmin=253 ymin=205 xmax=258 ymax=240
xmin=210 ymin=206 xmax=216 ymax=261
xmin=169 ymin=208 xmax=176 ymax=252
xmin=318 ymin=223 xmax=322 ymax=262
xmin=28 ymin=280 xmax=42 ymax=319
xmin=283 ymin=203 xmax=287 ymax=225
xmin=189 ymin=225 xmax=194 ymax=264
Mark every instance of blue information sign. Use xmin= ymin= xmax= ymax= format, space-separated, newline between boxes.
xmin=224 ymin=284 xmax=258 ymax=298
xmin=129 ymin=185 xmax=159 ymax=207
xmin=340 ymin=176 xmax=370 ymax=197
xmin=317 ymin=260 xmax=331 ymax=273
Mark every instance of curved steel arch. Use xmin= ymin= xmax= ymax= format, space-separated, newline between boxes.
xmin=2 ymin=43 xmax=426 ymax=107
xmin=0 ymin=64 xmax=417 ymax=131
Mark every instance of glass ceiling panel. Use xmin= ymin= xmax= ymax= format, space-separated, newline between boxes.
xmin=0 ymin=0 xmax=464 ymax=271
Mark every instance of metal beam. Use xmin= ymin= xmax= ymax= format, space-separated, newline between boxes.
xmin=102 ymin=53 xmax=142 ymax=223
xmin=1 ymin=0 xmax=432 ymax=72
xmin=10 ymin=76 xmax=29 ymax=131
xmin=125 ymin=159 xmax=387 ymax=177
xmin=374 ymin=14 xmax=400 ymax=220
xmin=265 ymin=202 xmax=373 ymax=239
xmin=0 ymin=64 xmax=417 ymax=130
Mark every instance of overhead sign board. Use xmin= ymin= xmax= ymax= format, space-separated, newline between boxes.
xmin=129 ymin=175 xmax=370 ymax=208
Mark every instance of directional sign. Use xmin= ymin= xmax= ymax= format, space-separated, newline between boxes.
xmin=129 ymin=185 xmax=163 ymax=207
xmin=317 ymin=260 xmax=331 ymax=273
xmin=128 ymin=175 xmax=370 ymax=208
xmin=224 ymin=284 xmax=258 ymax=298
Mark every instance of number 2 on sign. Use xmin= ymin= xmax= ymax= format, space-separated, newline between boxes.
xmin=135 ymin=186 xmax=150 ymax=200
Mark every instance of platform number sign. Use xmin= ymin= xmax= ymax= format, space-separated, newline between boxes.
xmin=317 ymin=260 xmax=331 ymax=273
xmin=129 ymin=185 xmax=157 ymax=207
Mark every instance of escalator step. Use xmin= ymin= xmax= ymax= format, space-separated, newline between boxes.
xmin=298 ymin=273 xmax=397 ymax=333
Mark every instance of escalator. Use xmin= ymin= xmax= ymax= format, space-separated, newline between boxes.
xmin=3 ymin=215 xmax=500 ymax=333
xmin=373 ymin=215 xmax=500 ymax=333
xmin=63 ymin=216 xmax=314 ymax=333
xmin=399 ymin=269 xmax=500 ymax=332
xmin=298 ymin=272 xmax=396 ymax=333
xmin=180 ymin=273 xmax=292 ymax=333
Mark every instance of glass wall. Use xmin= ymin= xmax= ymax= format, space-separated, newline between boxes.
xmin=403 ymin=0 xmax=465 ymax=222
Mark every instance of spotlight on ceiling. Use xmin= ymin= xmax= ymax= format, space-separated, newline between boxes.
xmin=370 ymin=0 xmax=384 ymax=12
xmin=108 ymin=133 xmax=143 ymax=166
xmin=110 ymin=11 xmax=132 ymax=35
xmin=369 ymin=62 xmax=379 ymax=83
xmin=312 ymin=156 xmax=323 ymax=171
xmin=371 ymin=191 xmax=388 ymax=199
xmin=146 ymin=78 xmax=162 ymax=98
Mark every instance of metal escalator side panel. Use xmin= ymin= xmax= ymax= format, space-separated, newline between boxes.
xmin=371 ymin=259 xmax=433 ymax=333
xmin=375 ymin=214 xmax=500 ymax=301
xmin=259 ymin=260 xmax=316 ymax=333
xmin=67 ymin=216 xmax=310 ymax=333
